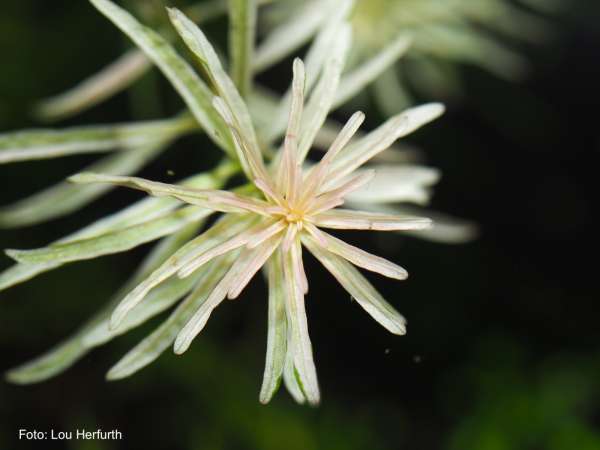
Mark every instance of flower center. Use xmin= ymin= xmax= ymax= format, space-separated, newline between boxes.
xmin=285 ymin=210 xmax=304 ymax=224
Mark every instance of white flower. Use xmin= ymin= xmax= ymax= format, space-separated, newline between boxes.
xmin=2 ymin=2 xmax=448 ymax=404
xmin=60 ymin=7 xmax=443 ymax=404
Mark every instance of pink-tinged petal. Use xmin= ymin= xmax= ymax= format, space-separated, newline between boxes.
xmin=227 ymin=235 xmax=282 ymax=299
xmin=254 ymin=177 xmax=284 ymax=206
xmin=70 ymin=172 xmax=271 ymax=216
xmin=177 ymin=219 xmax=272 ymax=278
xmin=299 ymin=111 xmax=365 ymax=203
xmin=291 ymin=236 xmax=309 ymax=295
xmin=307 ymin=170 xmax=375 ymax=215
xmin=281 ymin=223 xmax=298 ymax=253
xmin=302 ymin=236 xmax=407 ymax=335
xmin=276 ymin=59 xmax=305 ymax=196
xmin=206 ymin=191 xmax=274 ymax=217
xmin=314 ymin=208 xmax=432 ymax=231
xmin=173 ymin=255 xmax=245 ymax=354
xmin=302 ymin=222 xmax=328 ymax=247
xmin=247 ymin=220 xmax=286 ymax=249
xmin=313 ymin=231 xmax=408 ymax=280
xmin=108 ymin=214 xmax=252 ymax=329
xmin=326 ymin=103 xmax=445 ymax=187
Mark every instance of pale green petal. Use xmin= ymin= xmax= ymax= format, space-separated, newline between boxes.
xmin=228 ymin=0 xmax=257 ymax=97
xmin=414 ymin=24 xmax=528 ymax=80
xmin=0 ymin=113 xmax=195 ymax=164
xmin=283 ymin=348 xmax=305 ymax=404
xmin=34 ymin=0 xmax=233 ymax=121
xmin=333 ymin=34 xmax=411 ymax=108
xmin=344 ymin=165 xmax=440 ymax=205
xmin=351 ymin=202 xmax=479 ymax=244
xmin=109 ymin=214 xmax=253 ymax=329
xmin=265 ymin=3 xmax=354 ymax=141
xmin=373 ymin=67 xmax=414 ymax=116
xmin=69 ymin=172 xmax=268 ymax=215
xmin=282 ymin=245 xmax=320 ymax=405
xmin=297 ymin=23 xmax=352 ymax=162
xmin=7 ymin=206 xmax=211 ymax=265
xmin=250 ymin=88 xmax=421 ymax=163
xmin=462 ymin=0 xmax=551 ymax=43
xmin=89 ymin=0 xmax=233 ymax=153
xmin=259 ymin=257 xmax=287 ymax=404
xmin=253 ymin=0 xmax=333 ymax=72
xmin=0 ymin=162 xmax=235 ymax=292
xmin=4 ymin=223 xmax=201 ymax=384
xmin=314 ymin=208 xmax=432 ymax=231
xmin=106 ymin=253 xmax=235 ymax=380
xmin=81 ymin=222 xmax=209 ymax=348
xmin=0 ymin=263 xmax=61 ymax=293
xmin=0 ymin=139 xmax=167 ymax=228
xmin=167 ymin=8 xmax=262 ymax=176
xmin=319 ymin=230 xmax=408 ymax=280
xmin=34 ymin=50 xmax=151 ymax=122
xmin=302 ymin=236 xmax=407 ymax=335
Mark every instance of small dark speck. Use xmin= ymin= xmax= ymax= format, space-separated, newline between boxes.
xmin=413 ymin=355 xmax=422 ymax=363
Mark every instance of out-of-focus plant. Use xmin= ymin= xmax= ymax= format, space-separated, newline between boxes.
xmin=444 ymin=339 xmax=600 ymax=450
xmin=1 ymin=0 xmax=478 ymax=404
xmin=260 ymin=0 xmax=556 ymax=113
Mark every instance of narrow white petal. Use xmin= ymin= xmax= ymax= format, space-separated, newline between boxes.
xmin=109 ymin=214 xmax=252 ymax=329
xmin=246 ymin=220 xmax=286 ymax=249
xmin=259 ymin=257 xmax=288 ymax=404
xmin=316 ymin=231 xmax=408 ymax=280
xmin=333 ymin=33 xmax=411 ymax=108
xmin=106 ymin=252 xmax=236 ymax=380
xmin=314 ymin=209 xmax=432 ymax=231
xmin=343 ymin=165 xmax=440 ymax=205
xmin=309 ymin=170 xmax=375 ymax=215
xmin=173 ymin=267 xmax=236 ymax=354
xmin=351 ymin=202 xmax=479 ymax=244
xmin=281 ymin=224 xmax=298 ymax=253
xmin=302 ymin=237 xmax=407 ymax=335
xmin=265 ymin=2 xmax=354 ymax=141
xmin=177 ymin=234 xmax=251 ymax=279
xmin=328 ymin=103 xmax=445 ymax=183
xmin=291 ymin=237 xmax=309 ymax=295
xmin=299 ymin=111 xmax=365 ymax=203
xmin=168 ymin=8 xmax=261 ymax=154
xmin=282 ymin=344 xmax=306 ymax=404
xmin=35 ymin=50 xmax=151 ymax=121
xmin=212 ymin=96 xmax=268 ymax=181
xmin=297 ymin=23 xmax=352 ymax=163
xmin=88 ymin=0 xmax=230 ymax=150
xmin=177 ymin=217 xmax=280 ymax=277
xmin=282 ymin=245 xmax=320 ymax=405
xmin=227 ymin=235 xmax=282 ymax=299
xmin=277 ymin=59 xmax=305 ymax=198
xmin=253 ymin=0 xmax=331 ymax=72
xmin=174 ymin=244 xmax=276 ymax=354
xmin=69 ymin=172 xmax=271 ymax=216
xmin=254 ymin=177 xmax=283 ymax=205
xmin=303 ymin=222 xmax=329 ymax=248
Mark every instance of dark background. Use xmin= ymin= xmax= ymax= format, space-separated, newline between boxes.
xmin=1 ymin=1 xmax=599 ymax=449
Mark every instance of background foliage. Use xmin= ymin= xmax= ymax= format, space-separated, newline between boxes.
xmin=1 ymin=1 xmax=599 ymax=449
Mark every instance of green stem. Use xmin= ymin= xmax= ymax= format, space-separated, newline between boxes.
xmin=228 ymin=0 xmax=257 ymax=98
